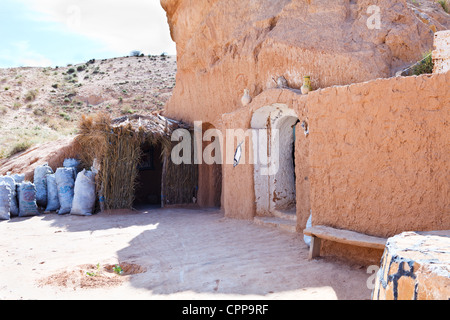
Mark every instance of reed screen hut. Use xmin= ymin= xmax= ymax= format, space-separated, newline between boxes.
xmin=76 ymin=113 xmax=197 ymax=210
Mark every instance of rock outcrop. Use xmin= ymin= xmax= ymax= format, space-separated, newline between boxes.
xmin=161 ymin=0 xmax=449 ymax=124
xmin=0 ymin=137 xmax=78 ymax=182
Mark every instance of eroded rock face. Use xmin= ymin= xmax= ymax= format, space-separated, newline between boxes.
xmin=161 ymin=0 xmax=449 ymax=123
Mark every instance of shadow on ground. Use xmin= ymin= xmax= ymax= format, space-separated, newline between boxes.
xmin=18 ymin=205 xmax=371 ymax=299
xmin=117 ymin=207 xmax=370 ymax=299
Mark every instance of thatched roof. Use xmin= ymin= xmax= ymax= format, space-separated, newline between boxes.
xmin=110 ymin=114 xmax=192 ymax=158
xmin=111 ymin=114 xmax=191 ymax=139
xmin=77 ymin=113 xmax=191 ymax=160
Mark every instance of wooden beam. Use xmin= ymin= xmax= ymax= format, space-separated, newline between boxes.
xmin=304 ymin=225 xmax=387 ymax=251
xmin=309 ymin=236 xmax=321 ymax=260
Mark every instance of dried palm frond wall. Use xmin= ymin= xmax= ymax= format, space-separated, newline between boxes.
xmin=76 ymin=113 xmax=197 ymax=210
xmin=162 ymin=141 xmax=198 ymax=206
xmin=101 ymin=125 xmax=142 ymax=209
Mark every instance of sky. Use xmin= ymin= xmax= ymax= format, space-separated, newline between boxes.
xmin=0 ymin=0 xmax=176 ymax=68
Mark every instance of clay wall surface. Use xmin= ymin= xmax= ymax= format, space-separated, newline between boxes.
xmin=306 ymin=71 xmax=450 ymax=238
xmin=221 ymin=89 xmax=310 ymax=227
xmin=221 ymin=106 xmax=255 ymax=220
xmin=221 ymin=71 xmax=449 ymax=266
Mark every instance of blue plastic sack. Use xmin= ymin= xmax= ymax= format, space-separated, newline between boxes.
xmin=34 ymin=164 xmax=54 ymax=208
xmin=45 ymin=174 xmax=60 ymax=212
xmin=63 ymin=158 xmax=80 ymax=173
xmin=55 ymin=167 xmax=76 ymax=215
xmin=11 ymin=174 xmax=25 ymax=184
xmin=0 ymin=175 xmax=18 ymax=217
xmin=0 ymin=182 xmax=12 ymax=220
xmin=304 ymin=213 xmax=312 ymax=247
xmin=71 ymin=169 xmax=96 ymax=216
xmin=18 ymin=182 xmax=39 ymax=217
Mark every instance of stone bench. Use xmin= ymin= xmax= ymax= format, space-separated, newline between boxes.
xmin=303 ymin=225 xmax=387 ymax=260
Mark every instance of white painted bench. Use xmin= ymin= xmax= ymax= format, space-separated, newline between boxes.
xmin=303 ymin=225 xmax=387 ymax=260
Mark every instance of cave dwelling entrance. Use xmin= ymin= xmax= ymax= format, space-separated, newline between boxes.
xmin=251 ymin=104 xmax=299 ymax=219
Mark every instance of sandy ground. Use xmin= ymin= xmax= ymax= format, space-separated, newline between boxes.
xmin=0 ymin=206 xmax=374 ymax=300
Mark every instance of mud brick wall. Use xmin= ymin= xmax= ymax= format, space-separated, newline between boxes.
xmin=307 ymin=71 xmax=450 ymax=238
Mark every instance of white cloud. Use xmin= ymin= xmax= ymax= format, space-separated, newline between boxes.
xmin=0 ymin=41 xmax=53 ymax=67
xmin=17 ymin=0 xmax=176 ymax=56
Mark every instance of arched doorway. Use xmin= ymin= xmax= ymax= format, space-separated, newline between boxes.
xmin=197 ymin=122 xmax=222 ymax=207
xmin=251 ymin=104 xmax=299 ymax=216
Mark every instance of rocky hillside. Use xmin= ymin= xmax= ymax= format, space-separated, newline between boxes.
xmin=0 ymin=54 xmax=176 ymax=159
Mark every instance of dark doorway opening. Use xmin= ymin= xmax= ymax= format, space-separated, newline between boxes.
xmin=134 ymin=142 xmax=163 ymax=207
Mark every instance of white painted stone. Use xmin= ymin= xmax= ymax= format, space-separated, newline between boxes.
xmin=433 ymin=30 xmax=450 ymax=74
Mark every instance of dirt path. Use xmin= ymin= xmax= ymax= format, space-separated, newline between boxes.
xmin=0 ymin=207 xmax=373 ymax=300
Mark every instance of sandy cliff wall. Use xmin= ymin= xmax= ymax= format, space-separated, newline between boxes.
xmin=161 ymin=0 xmax=448 ymax=125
